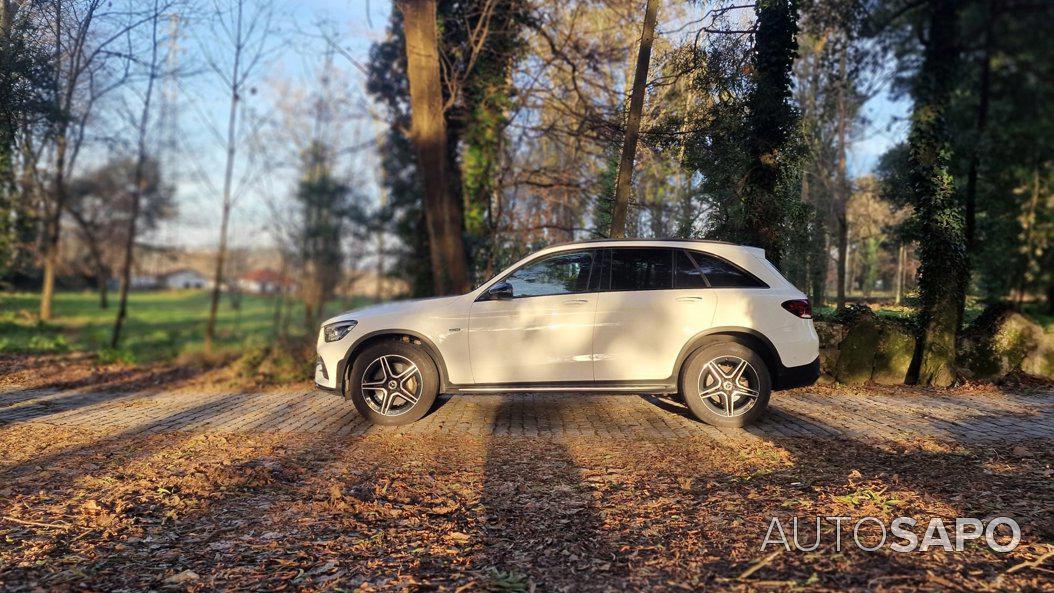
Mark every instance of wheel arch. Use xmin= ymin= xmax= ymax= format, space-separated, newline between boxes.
xmin=336 ymin=330 xmax=449 ymax=397
xmin=673 ymin=327 xmax=781 ymax=388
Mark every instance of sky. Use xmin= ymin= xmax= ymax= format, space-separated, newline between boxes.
xmin=147 ymin=0 xmax=391 ymax=251
xmin=141 ymin=0 xmax=907 ymax=253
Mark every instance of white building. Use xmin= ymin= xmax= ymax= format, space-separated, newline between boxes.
xmin=159 ymin=268 xmax=207 ymax=289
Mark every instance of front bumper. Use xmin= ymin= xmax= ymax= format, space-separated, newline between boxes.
xmin=315 ymin=331 xmax=352 ymax=390
xmin=774 ymin=356 xmax=820 ymax=391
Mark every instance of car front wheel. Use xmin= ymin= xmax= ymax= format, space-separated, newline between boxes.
xmin=680 ymin=341 xmax=771 ymax=428
xmin=348 ymin=340 xmax=439 ymax=426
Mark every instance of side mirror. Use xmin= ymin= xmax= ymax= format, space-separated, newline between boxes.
xmin=485 ymin=281 xmax=513 ymax=300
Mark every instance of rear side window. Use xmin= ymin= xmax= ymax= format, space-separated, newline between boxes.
xmin=609 ymin=248 xmax=673 ymax=291
xmin=689 ymin=251 xmax=767 ymax=288
xmin=674 ymin=250 xmax=709 ymax=288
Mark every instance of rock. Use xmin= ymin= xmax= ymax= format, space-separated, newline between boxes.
xmin=814 ymin=321 xmax=847 ymax=349
xmin=1021 ymin=331 xmax=1054 ymax=379
xmin=872 ymin=323 xmax=915 ymax=385
xmin=834 ymin=315 xmax=882 ymax=385
xmin=959 ymin=304 xmax=1052 ymax=379
xmin=814 ymin=321 xmax=846 ymax=375
xmin=833 ymin=311 xmax=915 ymax=385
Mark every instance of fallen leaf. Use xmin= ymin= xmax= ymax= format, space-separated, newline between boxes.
xmin=164 ymin=570 xmax=199 ymax=584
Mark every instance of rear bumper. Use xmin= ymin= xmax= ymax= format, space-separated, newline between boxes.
xmin=774 ymin=356 xmax=820 ymax=391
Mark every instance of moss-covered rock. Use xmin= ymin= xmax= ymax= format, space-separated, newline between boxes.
xmin=872 ymin=323 xmax=915 ymax=385
xmin=834 ymin=314 xmax=882 ymax=385
xmin=814 ymin=321 xmax=846 ymax=375
xmin=832 ymin=310 xmax=916 ymax=385
xmin=1022 ymin=334 xmax=1054 ymax=379
xmin=959 ymin=304 xmax=1047 ymax=379
xmin=814 ymin=321 xmax=846 ymax=349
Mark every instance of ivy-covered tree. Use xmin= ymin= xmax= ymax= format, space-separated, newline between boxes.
xmin=903 ymin=0 xmax=965 ymax=386
xmin=739 ymin=0 xmax=801 ymax=268
xmin=458 ymin=0 xmax=527 ymax=281
xmin=684 ymin=1 xmax=802 ymax=268
xmin=0 ymin=0 xmax=54 ymax=280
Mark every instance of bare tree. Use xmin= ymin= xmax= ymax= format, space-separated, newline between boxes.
xmin=38 ymin=0 xmax=145 ymax=319
xmin=609 ymin=0 xmax=659 ymax=239
xmin=200 ymin=0 xmax=277 ymax=352
xmin=111 ymin=0 xmax=175 ymax=348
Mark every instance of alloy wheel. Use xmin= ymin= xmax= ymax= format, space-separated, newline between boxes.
xmin=696 ymin=355 xmax=761 ymax=418
xmin=361 ymin=354 xmax=422 ymax=416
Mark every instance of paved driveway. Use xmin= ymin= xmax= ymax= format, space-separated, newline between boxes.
xmin=1 ymin=385 xmax=1051 ymax=443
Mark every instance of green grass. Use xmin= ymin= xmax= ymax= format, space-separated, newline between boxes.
xmin=0 ymin=290 xmax=373 ymax=363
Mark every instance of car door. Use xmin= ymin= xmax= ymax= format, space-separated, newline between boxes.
xmin=593 ymin=248 xmax=717 ymax=381
xmin=468 ymin=249 xmax=599 ymax=384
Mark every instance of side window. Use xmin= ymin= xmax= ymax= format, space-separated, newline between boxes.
xmin=690 ymin=252 xmax=767 ymax=288
xmin=609 ymin=248 xmax=673 ymax=291
xmin=675 ymin=250 xmax=709 ymax=288
xmin=505 ymin=250 xmax=594 ymax=297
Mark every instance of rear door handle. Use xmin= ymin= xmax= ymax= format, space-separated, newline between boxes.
xmin=562 ymin=298 xmax=589 ymax=305
xmin=676 ymin=296 xmax=703 ymax=302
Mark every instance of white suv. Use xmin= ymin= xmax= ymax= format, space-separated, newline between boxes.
xmin=315 ymin=239 xmax=819 ymax=427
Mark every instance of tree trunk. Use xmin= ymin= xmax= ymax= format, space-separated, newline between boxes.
xmin=111 ymin=1 xmax=161 ymax=349
xmin=375 ymin=231 xmax=385 ymax=302
xmin=845 ymin=233 xmax=856 ymax=299
xmin=40 ymin=133 xmax=67 ymax=320
xmin=894 ymin=242 xmax=905 ymax=305
xmin=835 ymin=211 xmax=848 ymax=308
xmin=1047 ymin=279 xmax=1054 ymax=315
xmin=834 ymin=43 xmax=849 ymax=310
xmin=740 ymin=0 xmax=799 ymax=268
xmin=398 ymin=0 xmax=470 ymax=295
xmin=0 ymin=1 xmax=15 ymax=249
xmin=1017 ymin=163 xmax=1041 ymax=306
xmin=111 ymin=181 xmax=143 ymax=348
xmin=908 ymin=0 xmax=966 ymax=387
xmin=609 ymin=0 xmax=659 ymax=239
xmin=963 ymin=1 xmax=995 ymax=254
xmin=204 ymin=0 xmax=245 ymax=352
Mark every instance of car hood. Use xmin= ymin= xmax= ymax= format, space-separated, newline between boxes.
xmin=320 ymin=295 xmax=463 ymax=327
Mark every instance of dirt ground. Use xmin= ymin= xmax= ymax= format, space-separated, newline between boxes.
xmin=1 ymin=354 xmax=1052 ymax=591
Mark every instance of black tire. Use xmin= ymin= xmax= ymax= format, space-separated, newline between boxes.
xmin=680 ymin=341 xmax=771 ymax=428
xmin=348 ymin=339 xmax=439 ymax=426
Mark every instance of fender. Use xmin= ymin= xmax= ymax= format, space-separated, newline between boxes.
xmin=335 ymin=329 xmax=451 ymax=396
xmin=670 ymin=326 xmax=781 ymax=385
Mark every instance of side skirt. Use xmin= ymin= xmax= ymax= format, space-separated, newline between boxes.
xmin=444 ymin=381 xmax=677 ymax=395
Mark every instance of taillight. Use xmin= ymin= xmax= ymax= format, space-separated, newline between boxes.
xmin=781 ymin=299 xmax=812 ymax=319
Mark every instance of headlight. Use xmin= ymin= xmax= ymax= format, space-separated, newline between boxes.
xmin=322 ymin=320 xmax=357 ymax=342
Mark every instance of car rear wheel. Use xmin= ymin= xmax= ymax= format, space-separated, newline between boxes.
xmin=680 ymin=341 xmax=771 ymax=428
xmin=349 ymin=340 xmax=438 ymax=426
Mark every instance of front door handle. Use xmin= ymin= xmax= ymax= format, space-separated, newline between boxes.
xmin=676 ymin=296 xmax=703 ymax=302
xmin=562 ymin=298 xmax=589 ymax=305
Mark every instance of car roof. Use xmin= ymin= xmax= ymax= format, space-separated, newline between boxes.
xmin=537 ymin=238 xmax=767 ymax=259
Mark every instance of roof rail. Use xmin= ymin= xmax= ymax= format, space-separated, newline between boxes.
xmin=548 ymin=237 xmax=740 ymax=248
